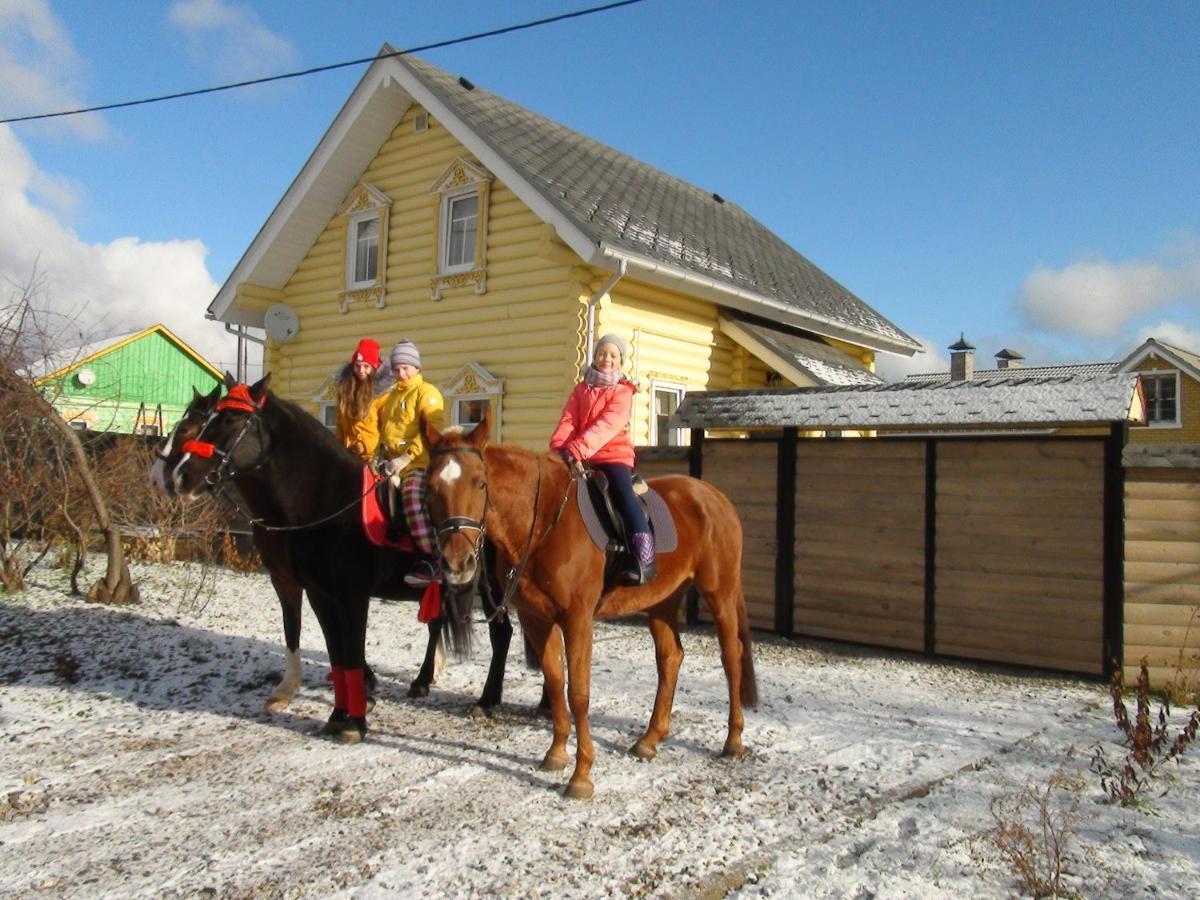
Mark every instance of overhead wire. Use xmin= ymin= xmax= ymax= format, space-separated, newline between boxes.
xmin=0 ymin=0 xmax=648 ymax=125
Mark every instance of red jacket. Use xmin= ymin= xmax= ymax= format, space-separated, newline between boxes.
xmin=549 ymin=378 xmax=637 ymax=467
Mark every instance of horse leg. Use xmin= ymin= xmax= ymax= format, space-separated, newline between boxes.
xmin=525 ymin=617 xmax=570 ymax=773
xmin=561 ymin=611 xmax=597 ymax=800
xmin=265 ymin=567 xmax=303 ymax=712
xmin=333 ymin=594 xmax=372 ymax=744
xmin=472 ymin=611 xmax=513 ymax=718
xmin=702 ymin=582 xmax=749 ymax=758
xmin=306 ymin=589 xmax=351 ymax=737
xmin=631 ymin=594 xmax=686 ymax=760
xmin=408 ymin=621 xmax=441 ymax=698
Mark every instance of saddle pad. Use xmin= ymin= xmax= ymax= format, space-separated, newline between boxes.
xmin=575 ymin=478 xmax=678 ymax=554
xmin=361 ymin=466 xmax=414 ymax=551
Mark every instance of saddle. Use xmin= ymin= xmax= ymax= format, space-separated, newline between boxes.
xmin=360 ymin=466 xmax=414 ymax=552
xmin=576 ymin=470 xmax=677 ymax=589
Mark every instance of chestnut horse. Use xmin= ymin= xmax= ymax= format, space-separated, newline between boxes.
xmin=150 ymin=382 xmax=485 ymax=709
xmin=424 ymin=411 xmax=757 ymax=799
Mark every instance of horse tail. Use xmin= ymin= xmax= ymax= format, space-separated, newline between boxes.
xmin=737 ymin=589 xmax=758 ymax=709
xmin=440 ymin=577 xmax=475 ymax=658
xmin=523 ymin=632 xmax=539 ymax=670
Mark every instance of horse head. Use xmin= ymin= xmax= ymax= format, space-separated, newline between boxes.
xmin=172 ymin=374 xmax=273 ymax=500
xmin=149 ymin=378 xmax=228 ymax=497
xmin=423 ymin=408 xmax=491 ymax=586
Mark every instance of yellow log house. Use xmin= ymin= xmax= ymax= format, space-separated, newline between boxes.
xmin=208 ymin=49 xmax=919 ymax=449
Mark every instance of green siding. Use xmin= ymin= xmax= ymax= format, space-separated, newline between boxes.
xmin=44 ymin=330 xmax=222 ymax=434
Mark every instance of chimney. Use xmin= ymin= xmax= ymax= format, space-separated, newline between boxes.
xmin=994 ymin=348 xmax=1025 ymax=370
xmin=948 ymin=334 xmax=975 ymax=381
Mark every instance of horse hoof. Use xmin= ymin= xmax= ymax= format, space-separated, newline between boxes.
xmin=563 ymin=781 xmax=594 ymax=801
xmin=629 ymin=740 xmax=657 ymax=760
xmin=540 ymin=751 xmax=570 ymax=772
xmin=338 ymin=717 xmax=368 ymax=744
xmin=407 ymin=683 xmax=430 ymax=699
xmin=721 ymin=741 xmax=748 ymax=759
xmin=470 ymin=704 xmax=494 ymax=720
xmin=264 ymin=696 xmax=290 ymax=713
xmin=319 ymin=709 xmax=349 ymax=736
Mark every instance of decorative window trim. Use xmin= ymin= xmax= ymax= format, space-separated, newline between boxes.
xmin=429 ymin=157 xmax=492 ymax=300
xmin=1142 ymin=370 xmax=1182 ymax=428
xmin=337 ymin=182 xmax=391 ymax=313
xmin=443 ymin=362 xmax=503 ymax=438
xmin=649 ymin=378 xmax=688 ymax=447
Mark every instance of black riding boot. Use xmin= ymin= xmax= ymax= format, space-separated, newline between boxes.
xmin=621 ymin=532 xmax=657 ymax=585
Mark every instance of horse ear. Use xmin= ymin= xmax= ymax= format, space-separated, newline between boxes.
xmin=223 ymin=371 xmax=237 ymax=389
xmin=421 ymin=411 xmax=442 ymax=448
xmin=469 ymin=408 xmax=491 ymax=448
xmin=204 ymin=383 xmax=221 ymax=407
xmin=249 ymin=373 xmax=272 ymax=403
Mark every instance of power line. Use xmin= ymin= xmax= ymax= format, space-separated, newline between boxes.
xmin=0 ymin=0 xmax=648 ymax=126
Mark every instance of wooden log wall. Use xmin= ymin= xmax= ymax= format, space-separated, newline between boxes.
xmin=1124 ymin=467 xmax=1200 ymax=692
xmin=934 ymin=440 xmax=1106 ymax=675
xmin=695 ymin=440 xmax=778 ymax=629
xmin=792 ymin=440 xmax=926 ymax=652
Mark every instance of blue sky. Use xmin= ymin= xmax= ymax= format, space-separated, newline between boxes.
xmin=2 ymin=0 xmax=1198 ymax=378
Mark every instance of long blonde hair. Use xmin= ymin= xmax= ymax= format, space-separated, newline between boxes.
xmin=337 ymin=368 xmax=376 ymax=422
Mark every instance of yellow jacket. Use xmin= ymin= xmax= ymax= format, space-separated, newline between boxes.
xmin=373 ymin=373 xmax=445 ymax=475
xmin=336 ymin=406 xmax=380 ymax=462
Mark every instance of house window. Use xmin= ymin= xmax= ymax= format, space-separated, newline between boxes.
xmin=319 ymin=402 xmax=337 ymax=430
xmin=451 ymin=396 xmax=489 ymax=431
xmin=443 ymin=362 xmax=503 ymax=439
xmin=650 ymin=381 xmax=687 ymax=447
xmin=442 ymin=191 xmax=478 ymax=273
xmin=1143 ymin=372 xmax=1179 ymax=426
xmin=69 ymin=420 xmax=89 ymax=431
xmin=348 ymin=212 xmax=380 ymax=287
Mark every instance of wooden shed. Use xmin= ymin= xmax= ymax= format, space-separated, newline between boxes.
xmin=668 ymin=372 xmax=1150 ymax=679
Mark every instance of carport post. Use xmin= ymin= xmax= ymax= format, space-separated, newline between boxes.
xmin=1102 ymin=421 xmax=1128 ymax=679
xmin=924 ymin=439 xmax=937 ymax=656
xmin=774 ymin=429 xmax=798 ymax=635
xmin=686 ymin=428 xmax=705 ymax=625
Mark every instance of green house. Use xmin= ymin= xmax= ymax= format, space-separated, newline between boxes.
xmin=33 ymin=324 xmax=223 ymax=436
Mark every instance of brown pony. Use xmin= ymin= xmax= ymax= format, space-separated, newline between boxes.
xmin=423 ymin=411 xmax=757 ymax=799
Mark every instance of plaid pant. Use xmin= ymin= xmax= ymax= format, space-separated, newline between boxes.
xmin=401 ymin=470 xmax=436 ymax=556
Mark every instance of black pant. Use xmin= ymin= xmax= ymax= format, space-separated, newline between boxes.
xmin=593 ymin=462 xmax=649 ymax=537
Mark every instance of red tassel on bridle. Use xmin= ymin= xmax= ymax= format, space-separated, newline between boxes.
xmin=180 ymin=439 xmax=217 ymax=458
xmin=216 ymin=384 xmax=265 ymax=415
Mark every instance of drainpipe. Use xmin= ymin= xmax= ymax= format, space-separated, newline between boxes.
xmin=224 ymin=322 xmax=265 ymax=383
xmin=585 ymin=259 xmax=627 ymax=364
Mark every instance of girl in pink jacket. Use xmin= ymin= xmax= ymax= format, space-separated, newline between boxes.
xmin=550 ymin=334 xmax=655 ymax=585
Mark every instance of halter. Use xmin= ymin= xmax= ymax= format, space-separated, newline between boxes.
xmin=179 ymin=385 xmax=268 ymax=486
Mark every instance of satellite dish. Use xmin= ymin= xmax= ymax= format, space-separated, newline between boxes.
xmin=263 ymin=303 xmax=300 ymax=343
xmin=76 ymin=368 xmax=96 ymax=387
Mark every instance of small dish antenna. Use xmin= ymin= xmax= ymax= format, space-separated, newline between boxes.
xmin=263 ymin=304 xmax=300 ymax=342
xmin=76 ymin=368 xmax=96 ymax=386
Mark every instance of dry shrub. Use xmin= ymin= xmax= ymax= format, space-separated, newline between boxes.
xmin=985 ymin=765 xmax=1086 ymax=899
xmin=220 ymin=530 xmax=261 ymax=573
xmin=1090 ymin=657 xmax=1200 ymax=807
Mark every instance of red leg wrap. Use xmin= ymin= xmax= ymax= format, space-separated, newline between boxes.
xmin=344 ymin=668 xmax=367 ymax=718
xmin=329 ymin=666 xmax=348 ymax=710
xmin=418 ymin=581 xmax=442 ymax=623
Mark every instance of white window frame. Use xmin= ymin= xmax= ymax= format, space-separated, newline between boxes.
xmin=345 ymin=209 xmax=381 ymax=290
xmin=1143 ymin=371 xmax=1182 ymax=428
xmin=649 ymin=380 xmax=688 ymax=447
xmin=439 ymin=188 xmax=479 ymax=275
xmin=319 ymin=401 xmax=338 ymax=430
xmin=450 ymin=394 xmax=491 ymax=432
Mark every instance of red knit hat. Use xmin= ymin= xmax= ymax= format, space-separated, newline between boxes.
xmin=351 ymin=338 xmax=381 ymax=369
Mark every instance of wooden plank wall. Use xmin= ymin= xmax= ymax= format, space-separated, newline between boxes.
xmin=792 ymin=440 xmax=926 ymax=651
xmin=934 ymin=440 xmax=1106 ymax=674
xmin=1124 ymin=468 xmax=1200 ymax=692
xmin=697 ymin=440 xmax=778 ymax=629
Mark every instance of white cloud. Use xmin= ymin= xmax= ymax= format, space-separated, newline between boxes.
xmin=875 ymin=333 xmax=949 ymax=382
xmin=0 ymin=0 xmax=106 ymax=138
xmin=0 ymin=124 xmax=237 ymax=368
xmin=1019 ymin=251 xmax=1200 ymax=340
xmin=168 ymin=0 xmax=298 ymax=81
xmin=1130 ymin=321 xmax=1200 ymax=356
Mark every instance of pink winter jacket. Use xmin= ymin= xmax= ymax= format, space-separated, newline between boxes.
xmin=549 ymin=378 xmax=637 ymax=467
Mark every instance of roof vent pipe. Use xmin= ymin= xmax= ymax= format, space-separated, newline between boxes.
xmin=948 ymin=333 xmax=975 ymax=382
xmin=585 ymin=259 xmax=628 ymax=365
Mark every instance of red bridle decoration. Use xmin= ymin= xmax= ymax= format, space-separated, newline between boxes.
xmin=180 ymin=439 xmax=216 ymax=458
xmin=215 ymin=384 xmax=266 ymax=415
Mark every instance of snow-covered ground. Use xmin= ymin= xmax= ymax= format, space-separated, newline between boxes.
xmin=1 ymin=560 xmax=1197 ymax=898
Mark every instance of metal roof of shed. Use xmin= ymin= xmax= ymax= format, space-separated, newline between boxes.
xmin=675 ymin=372 xmax=1146 ymax=431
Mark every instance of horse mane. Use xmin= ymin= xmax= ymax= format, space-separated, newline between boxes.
xmin=264 ymin=390 xmax=359 ymax=463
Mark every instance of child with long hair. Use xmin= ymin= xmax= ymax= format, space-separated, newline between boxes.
xmin=336 ymin=338 xmax=386 ymax=461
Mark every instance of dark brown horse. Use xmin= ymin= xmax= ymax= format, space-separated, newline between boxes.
xmin=155 ymin=376 xmax=519 ymax=733
xmin=424 ymin=411 xmax=757 ymax=799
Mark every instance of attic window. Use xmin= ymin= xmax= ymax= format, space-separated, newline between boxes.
xmin=337 ymin=182 xmax=392 ymax=311
xmin=414 ymin=112 xmax=428 ymax=133
xmin=428 ymin=157 xmax=493 ymax=299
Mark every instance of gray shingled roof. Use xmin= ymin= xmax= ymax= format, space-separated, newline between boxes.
xmin=726 ymin=315 xmax=883 ymax=387
xmin=905 ymin=362 xmax=1115 ymax=383
xmin=395 ymin=52 xmax=917 ymax=353
xmin=675 ymin=373 xmax=1143 ymax=431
